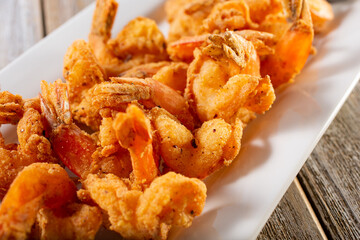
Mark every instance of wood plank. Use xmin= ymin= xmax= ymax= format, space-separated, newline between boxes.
xmin=298 ymin=81 xmax=360 ymax=239
xmin=257 ymin=179 xmax=326 ymax=240
xmin=0 ymin=0 xmax=43 ymax=68
xmin=42 ymin=0 xmax=94 ymax=34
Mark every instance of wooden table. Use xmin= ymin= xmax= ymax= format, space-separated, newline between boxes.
xmin=0 ymin=1 xmax=359 ymax=239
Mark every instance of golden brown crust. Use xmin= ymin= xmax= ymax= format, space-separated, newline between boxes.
xmin=0 ymin=163 xmax=76 ymax=239
xmin=82 ymin=172 xmax=206 ymax=239
xmin=0 ymin=91 xmax=24 ymax=125
xmin=32 ymin=203 xmax=102 ymax=240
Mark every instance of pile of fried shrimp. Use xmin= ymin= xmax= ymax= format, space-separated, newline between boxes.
xmin=0 ymin=0 xmax=333 ymax=239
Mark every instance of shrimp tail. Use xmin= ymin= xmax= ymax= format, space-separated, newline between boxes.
xmin=261 ymin=0 xmax=314 ymax=88
xmin=40 ymin=80 xmax=96 ymax=178
xmin=113 ymin=104 xmax=159 ymax=187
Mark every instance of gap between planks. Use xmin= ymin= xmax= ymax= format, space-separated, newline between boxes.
xmin=294 ymin=177 xmax=328 ymax=240
xmin=40 ymin=0 xmax=47 ymax=37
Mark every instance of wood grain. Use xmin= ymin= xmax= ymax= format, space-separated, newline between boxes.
xmin=42 ymin=0 xmax=94 ymax=34
xmin=258 ymin=179 xmax=326 ymax=240
xmin=0 ymin=0 xmax=43 ymax=68
xmin=298 ymin=82 xmax=360 ymax=239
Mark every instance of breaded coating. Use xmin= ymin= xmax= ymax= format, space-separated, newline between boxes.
xmin=120 ymin=62 xmax=171 ymax=79
xmin=152 ymin=62 xmax=188 ymax=93
xmin=92 ymin=117 xmax=133 ymax=178
xmin=0 ymin=91 xmax=24 ymax=125
xmin=108 ymin=17 xmax=167 ymax=60
xmin=93 ymin=78 xmax=194 ymax=130
xmin=167 ymin=30 xmax=275 ymax=63
xmin=82 ymin=172 xmax=206 ymax=240
xmin=89 ymin=0 xmax=120 ymax=75
xmin=165 ymin=0 xmax=221 ymax=42
xmin=0 ymin=163 xmax=77 ymax=239
xmin=23 ymin=97 xmax=41 ymax=112
xmin=91 ymin=148 xmax=133 ymax=178
xmin=201 ymin=1 xmax=258 ymax=34
xmin=17 ymin=108 xmax=57 ymax=163
xmin=236 ymin=30 xmax=276 ymax=56
xmin=185 ymin=31 xmax=275 ymax=123
xmin=0 ymin=146 xmax=27 ymax=199
xmin=72 ymin=86 xmax=103 ymax=131
xmin=150 ymin=107 xmax=243 ymax=178
xmin=89 ymin=0 xmax=168 ymax=76
xmin=64 ymin=39 xmax=107 ymax=104
xmin=63 ymin=40 xmax=106 ymax=130
xmin=120 ymin=61 xmax=189 ymax=93
xmin=0 ymin=108 xmax=57 ymax=199
xmin=98 ymin=117 xmax=121 ymax=156
xmin=32 ymin=203 xmax=102 ymax=240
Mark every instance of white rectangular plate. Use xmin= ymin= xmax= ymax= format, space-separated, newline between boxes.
xmin=1 ymin=0 xmax=359 ymax=239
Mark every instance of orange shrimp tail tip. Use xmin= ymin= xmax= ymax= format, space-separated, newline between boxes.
xmin=113 ymin=105 xmax=158 ymax=186
xmin=40 ymin=80 xmax=96 ymax=178
xmin=0 ymin=163 xmax=76 ymax=239
xmin=261 ymin=0 xmax=314 ymax=88
xmin=51 ymin=124 xmax=97 ymax=178
xmin=167 ymin=35 xmax=208 ymax=62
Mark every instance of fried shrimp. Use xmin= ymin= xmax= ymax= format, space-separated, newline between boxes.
xmin=201 ymin=0 xmax=258 ymax=34
xmin=120 ymin=62 xmax=172 ymax=79
xmin=150 ymin=107 xmax=243 ymax=178
xmin=92 ymin=77 xmax=194 ymax=130
xmin=107 ymin=17 xmax=167 ymax=61
xmin=0 ymin=102 xmax=57 ymax=199
xmin=167 ymin=30 xmax=275 ymax=63
xmin=0 ymin=163 xmax=77 ymax=239
xmin=121 ymin=62 xmax=189 ymax=93
xmin=88 ymin=0 xmax=121 ymax=75
xmin=63 ymin=39 xmax=107 ymax=130
xmin=0 ymin=0 xmax=335 ymax=238
xmin=89 ymin=0 xmax=168 ymax=77
xmin=113 ymin=105 xmax=159 ymax=187
xmin=185 ymin=31 xmax=275 ymax=123
xmin=82 ymin=171 xmax=206 ymax=240
xmin=0 ymin=91 xmax=24 ymax=125
xmin=32 ymin=203 xmax=102 ymax=240
xmin=40 ymin=80 xmax=97 ymax=178
xmin=165 ymin=0 xmax=221 ymax=42
xmin=165 ymin=0 xmax=279 ymax=42
xmin=40 ymin=80 xmax=133 ymax=179
xmin=90 ymin=117 xmax=133 ymax=178
xmin=64 ymin=40 xmax=107 ymax=105
xmin=260 ymin=0 xmax=314 ymax=88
